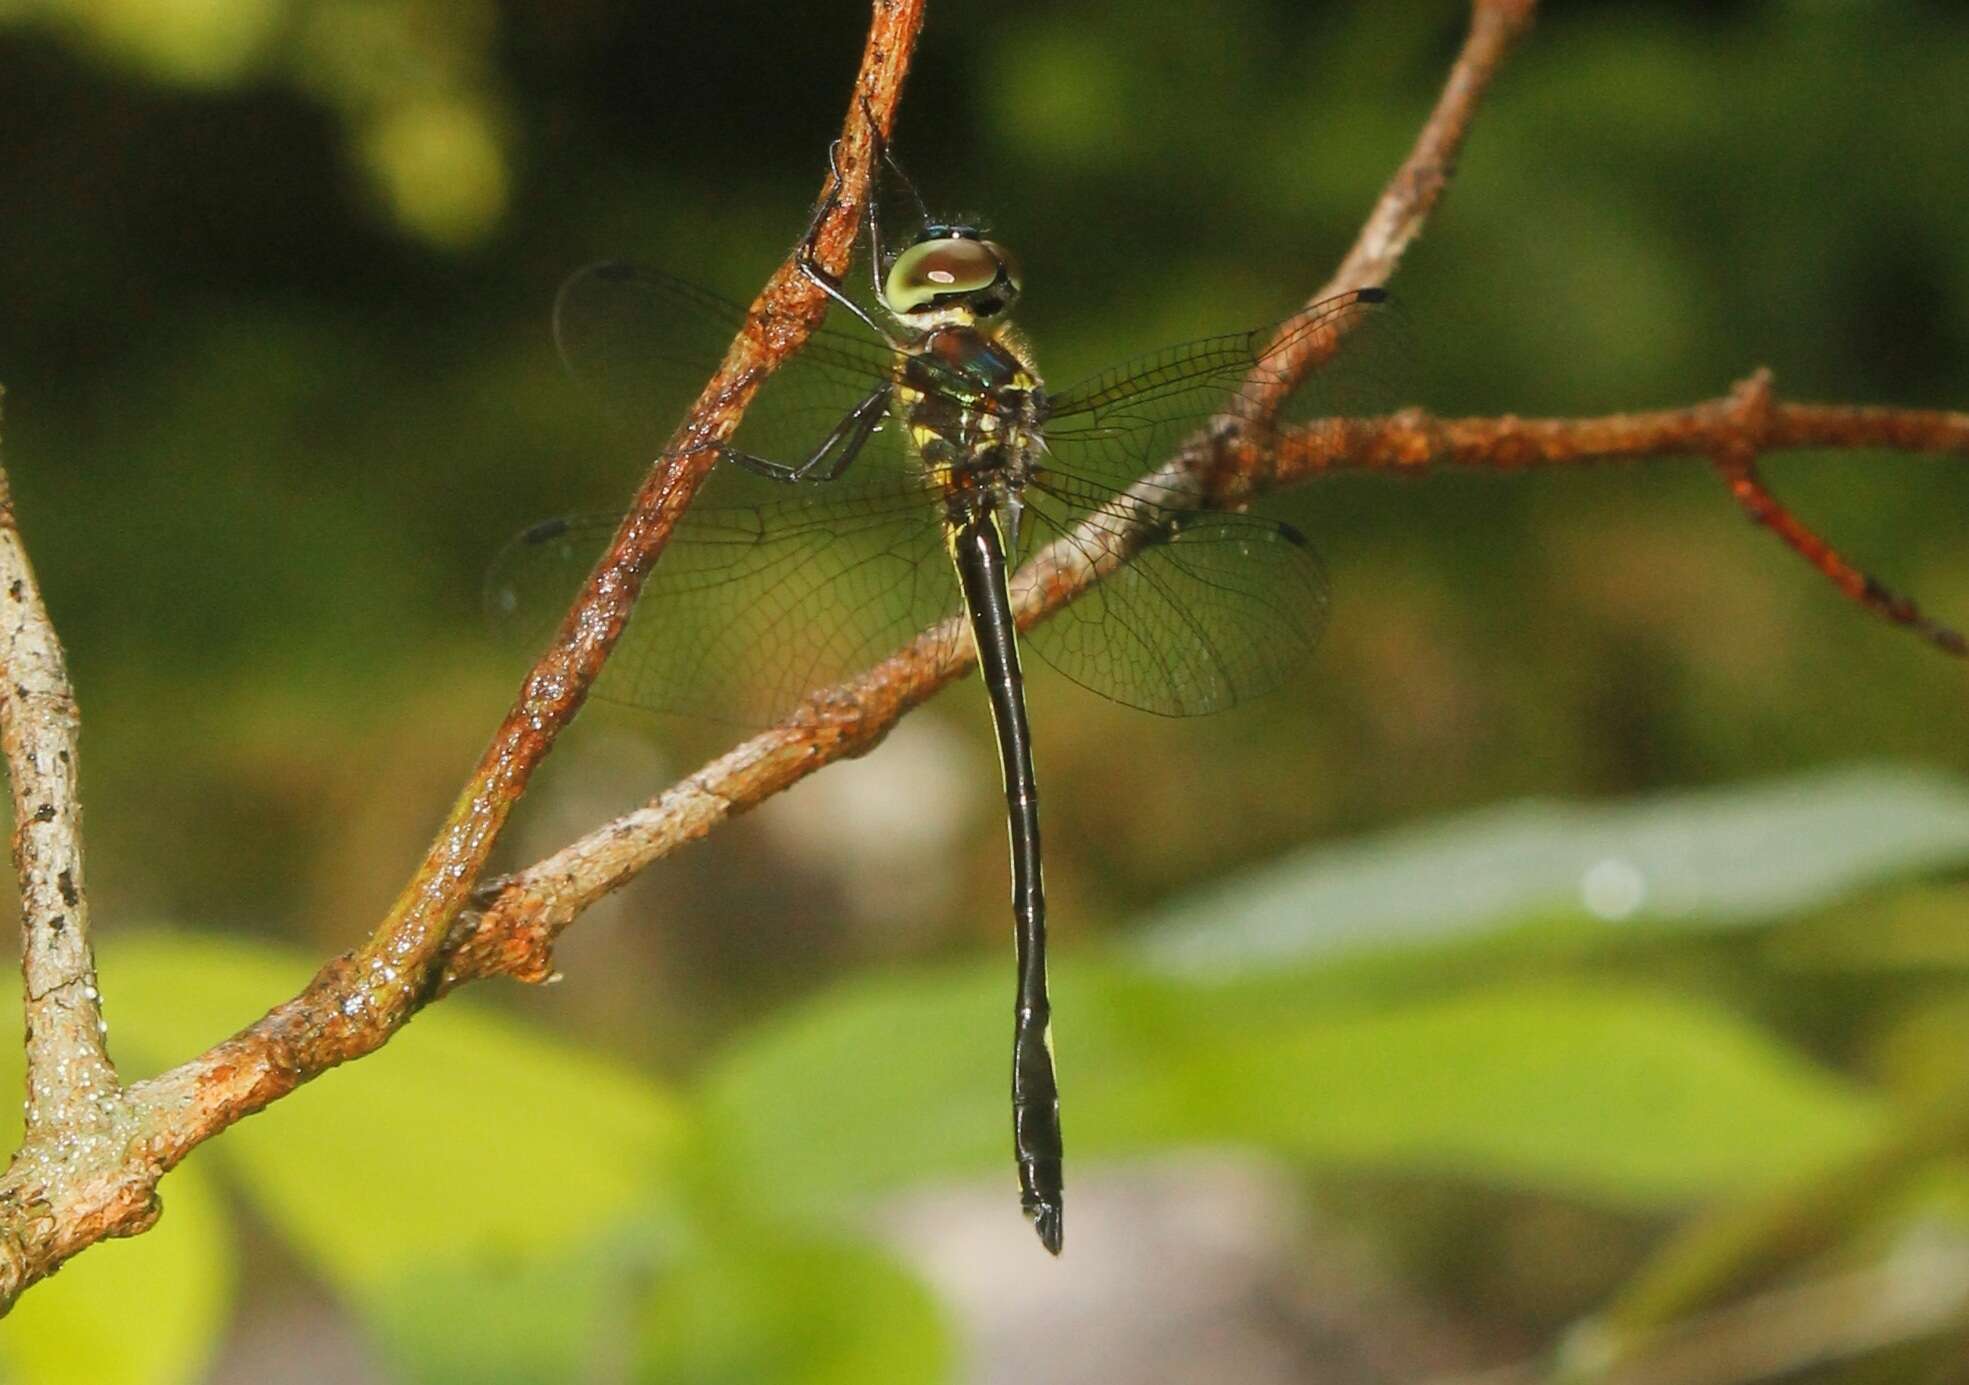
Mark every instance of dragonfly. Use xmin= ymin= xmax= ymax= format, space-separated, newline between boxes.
xmin=489 ymin=141 xmax=1390 ymax=1255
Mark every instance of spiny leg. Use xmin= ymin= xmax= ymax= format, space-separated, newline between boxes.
xmin=794 ymin=113 xmax=899 ymax=340
xmin=726 ymin=384 xmax=892 ymax=484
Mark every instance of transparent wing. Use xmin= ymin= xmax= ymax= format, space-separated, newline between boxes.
xmin=1001 ymin=290 xmax=1398 ymax=715
xmin=485 ymin=476 xmax=961 ymax=727
xmin=521 ymin=261 xmax=981 ymax=724
xmin=1014 ymin=469 xmax=1328 ymax=716
xmin=520 ymin=272 xmax=1394 ymax=722
xmin=1040 ymin=288 xmax=1404 ymax=493
xmin=555 ymin=260 xmax=935 ymax=477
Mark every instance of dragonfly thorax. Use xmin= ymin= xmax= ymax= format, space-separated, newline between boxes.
xmin=899 ymin=324 xmax=1046 ymax=514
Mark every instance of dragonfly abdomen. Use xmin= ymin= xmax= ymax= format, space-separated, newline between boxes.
xmin=946 ymin=500 xmax=1065 ymax=1255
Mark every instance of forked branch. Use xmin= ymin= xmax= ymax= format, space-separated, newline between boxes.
xmin=0 ymin=0 xmax=927 ymax=1314
xmin=1279 ymin=369 xmax=1969 ymax=653
xmin=4 ymin=0 xmax=1961 ymax=1323
xmin=446 ymin=369 xmax=1969 ymax=984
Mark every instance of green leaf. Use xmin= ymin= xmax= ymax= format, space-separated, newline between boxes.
xmin=103 ymin=930 xmax=686 ymax=1289
xmin=700 ymin=963 xmax=1010 ymax=1217
xmin=0 ymin=1000 xmax=232 ymax=1385
xmin=703 ymin=962 xmax=1883 ymax=1218
xmin=1135 ymin=764 xmax=1969 ymax=976
xmin=0 ymin=1162 xmax=231 ymax=1385
xmin=86 ymin=930 xmax=688 ymax=1377
xmin=1143 ymin=980 xmax=1883 ymax=1206
xmin=637 ymin=1231 xmax=951 ymax=1385
xmin=1770 ymin=884 xmax=1969 ymax=974
xmin=357 ymin=1237 xmax=650 ymax=1385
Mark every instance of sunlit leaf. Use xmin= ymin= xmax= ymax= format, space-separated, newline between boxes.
xmin=637 ymin=1230 xmax=951 ymax=1385
xmin=54 ymin=0 xmax=283 ymax=87
xmin=97 ymin=931 xmax=687 ymax=1351
xmin=703 ymin=962 xmax=1882 ymax=1220
xmin=0 ymin=1000 xmax=232 ymax=1385
xmin=357 ymin=1237 xmax=650 ymax=1385
xmin=1135 ymin=765 xmax=1969 ymax=977
xmin=1144 ymin=980 xmax=1883 ymax=1206
xmin=701 ymin=963 xmax=1009 ymax=1216
xmin=1770 ymin=884 xmax=1969 ymax=974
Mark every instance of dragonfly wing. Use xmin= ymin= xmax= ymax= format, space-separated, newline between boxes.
xmin=1000 ymin=289 xmax=1397 ymax=715
xmin=486 ymin=478 xmax=962 ymax=726
xmin=1013 ymin=470 xmax=1329 ymax=718
xmin=554 ymin=260 xmax=927 ymax=476
xmin=1039 ymin=287 xmax=1402 ymax=491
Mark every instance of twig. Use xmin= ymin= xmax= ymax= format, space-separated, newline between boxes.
xmin=448 ymin=371 xmax=1968 ymax=974
xmin=0 ymin=414 xmax=116 ymax=1132
xmin=443 ymin=622 xmax=965 ymax=989
xmin=0 ymin=0 xmax=927 ymax=1313
xmin=446 ymin=0 xmax=1540 ymax=983
xmin=1240 ymin=0 xmax=1537 ymax=429
xmin=443 ymin=0 xmax=1548 ymax=987
xmin=8 ymin=0 xmax=1957 ymax=1321
xmin=1446 ymin=1235 xmax=1969 ymax=1385
xmin=1707 ymin=374 xmax=1965 ymax=655
xmin=1276 ymin=371 xmax=1969 ymax=651
xmin=0 ymin=395 xmax=149 ymax=1302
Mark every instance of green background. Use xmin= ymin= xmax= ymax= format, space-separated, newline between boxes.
xmin=2 ymin=1 xmax=1968 ymax=1381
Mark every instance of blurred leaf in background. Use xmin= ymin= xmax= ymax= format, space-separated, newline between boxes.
xmin=3 ymin=0 xmax=1969 ymax=1379
xmin=6 ymin=766 xmax=1969 ymax=1380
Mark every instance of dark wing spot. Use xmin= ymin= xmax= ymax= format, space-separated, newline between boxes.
xmin=523 ymin=517 xmax=572 ymax=545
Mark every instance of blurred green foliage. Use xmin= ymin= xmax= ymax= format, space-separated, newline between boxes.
xmin=2 ymin=0 xmax=1968 ymax=1379
xmin=6 ymin=766 xmax=1969 ymax=1382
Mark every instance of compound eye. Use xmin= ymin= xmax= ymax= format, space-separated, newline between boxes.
xmin=980 ymin=240 xmax=1022 ymax=294
xmin=885 ymin=237 xmax=1001 ymax=313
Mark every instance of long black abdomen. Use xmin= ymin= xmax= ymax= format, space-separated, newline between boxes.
xmin=949 ymin=501 xmax=1064 ymax=1255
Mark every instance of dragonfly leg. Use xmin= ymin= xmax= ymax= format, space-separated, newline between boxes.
xmin=726 ymin=383 xmax=891 ymax=484
xmin=796 ymin=101 xmax=930 ymax=345
xmin=852 ymin=94 xmax=933 ymax=307
xmin=796 ymin=243 xmax=892 ymax=340
xmin=793 ymin=129 xmax=890 ymax=338
xmin=797 ymin=136 xmax=849 ymax=255
xmin=857 ymin=95 xmax=932 ymax=299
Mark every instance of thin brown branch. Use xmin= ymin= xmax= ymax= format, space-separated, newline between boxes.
xmin=1239 ymin=0 xmax=1536 ymax=429
xmin=443 ymin=2 xmax=1545 ymax=988
xmin=0 ymin=397 xmax=148 ymax=1301
xmin=0 ymin=0 xmax=927 ymax=1314
xmin=1707 ymin=374 xmax=1965 ymax=655
xmin=1274 ymin=386 xmax=1969 ymax=483
xmin=0 ymin=425 xmax=116 ymax=1128
xmin=448 ymin=371 xmax=1967 ymax=980
xmin=11 ymin=0 xmax=1954 ymax=1322
xmin=443 ymin=623 xmax=969 ymax=989
xmin=1715 ymin=461 xmax=1964 ymax=655
xmin=1276 ymin=371 xmax=1969 ymax=652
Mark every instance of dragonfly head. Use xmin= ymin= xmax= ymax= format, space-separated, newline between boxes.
xmin=883 ymin=224 xmax=1023 ymax=327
